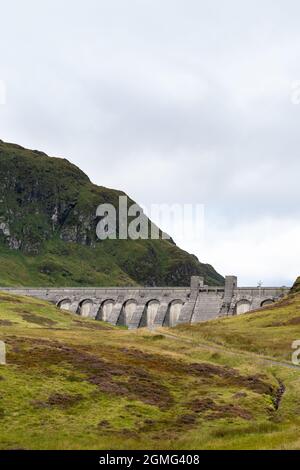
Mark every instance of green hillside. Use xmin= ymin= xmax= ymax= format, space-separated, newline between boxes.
xmin=0 ymin=289 xmax=300 ymax=449
xmin=291 ymin=277 xmax=300 ymax=294
xmin=0 ymin=139 xmax=223 ymax=287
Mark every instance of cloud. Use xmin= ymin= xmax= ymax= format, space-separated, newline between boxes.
xmin=0 ymin=0 xmax=299 ymax=285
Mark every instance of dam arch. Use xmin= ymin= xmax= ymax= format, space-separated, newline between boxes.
xmin=261 ymin=299 xmax=275 ymax=308
xmin=163 ymin=300 xmax=184 ymax=327
xmin=57 ymin=299 xmax=72 ymax=311
xmin=235 ymin=299 xmax=251 ymax=315
xmin=77 ymin=299 xmax=94 ymax=317
xmin=117 ymin=299 xmax=137 ymax=326
xmin=139 ymin=300 xmax=160 ymax=328
xmin=96 ymin=299 xmax=115 ymax=321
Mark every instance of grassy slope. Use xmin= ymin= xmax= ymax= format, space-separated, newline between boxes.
xmin=0 ymin=293 xmax=300 ymax=449
xmin=0 ymin=238 xmax=221 ymax=288
xmin=0 ymin=241 xmax=136 ymax=287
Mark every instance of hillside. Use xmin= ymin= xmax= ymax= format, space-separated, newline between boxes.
xmin=0 ymin=291 xmax=300 ymax=449
xmin=0 ymin=139 xmax=223 ymax=287
xmin=291 ymin=277 xmax=300 ymax=294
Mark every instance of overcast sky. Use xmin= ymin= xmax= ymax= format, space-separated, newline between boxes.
xmin=0 ymin=0 xmax=299 ymax=286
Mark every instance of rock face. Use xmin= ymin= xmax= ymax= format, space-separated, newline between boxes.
xmin=0 ymin=139 xmax=224 ymax=287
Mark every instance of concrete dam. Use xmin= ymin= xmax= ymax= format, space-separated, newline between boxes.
xmin=2 ymin=276 xmax=289 ymax=329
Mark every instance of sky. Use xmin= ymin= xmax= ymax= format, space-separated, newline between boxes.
xmin=0 ymin=0 xmax=299 ymax=286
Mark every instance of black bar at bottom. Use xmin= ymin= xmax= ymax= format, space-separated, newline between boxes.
xmin=0 ymin=450 xmax=300 ymax=468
